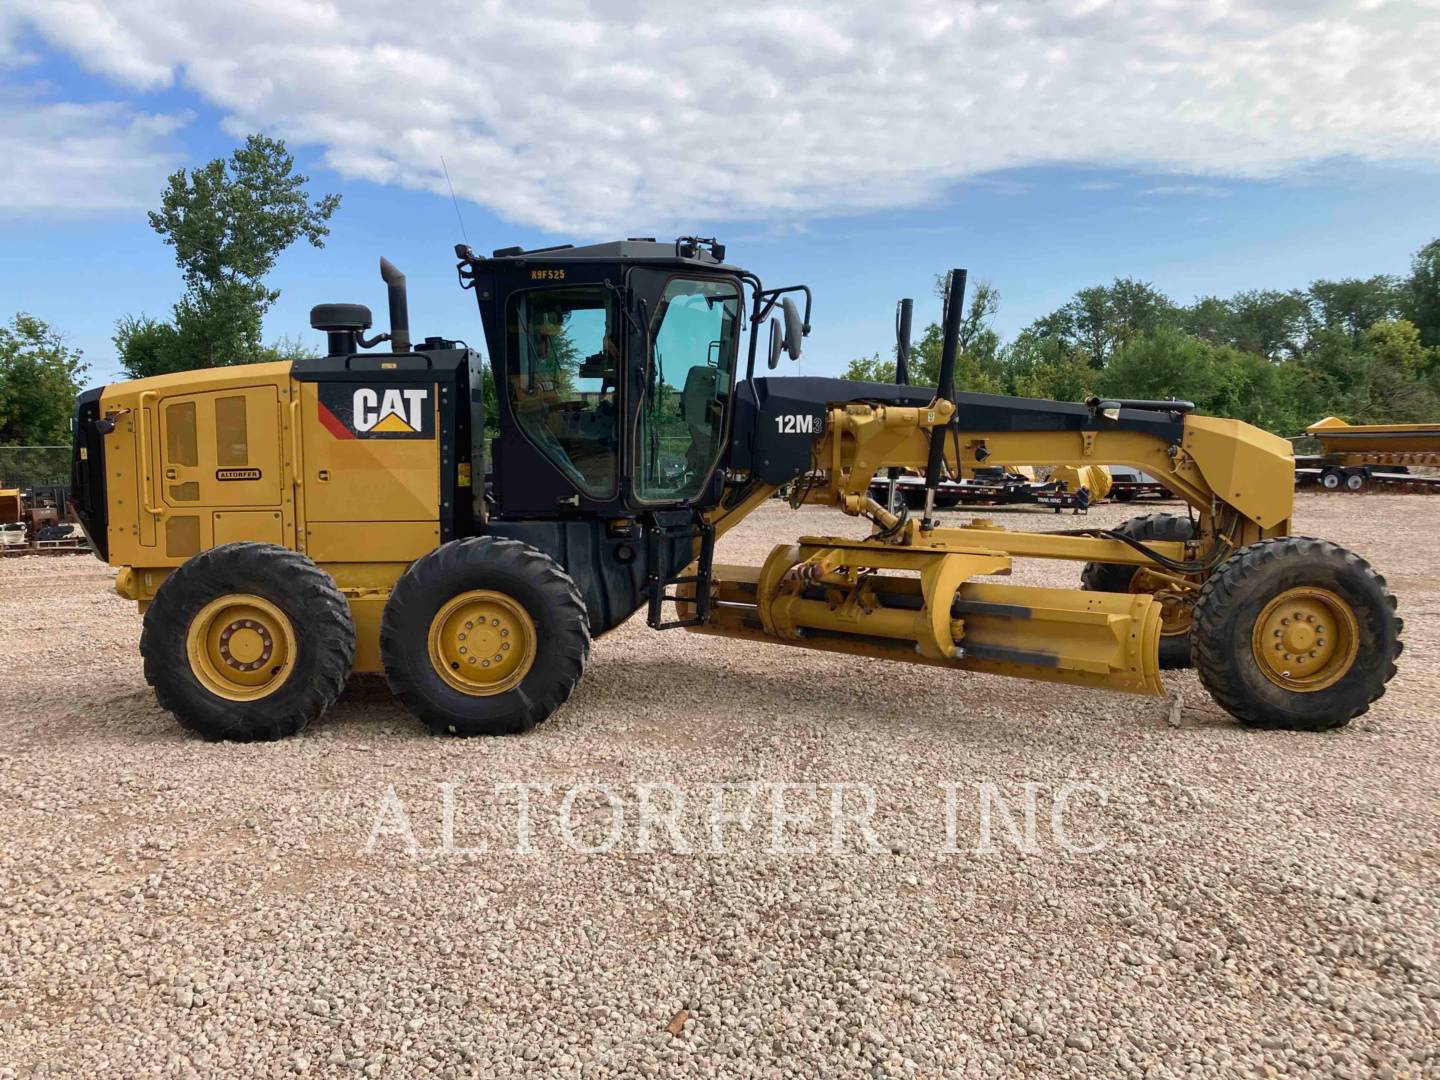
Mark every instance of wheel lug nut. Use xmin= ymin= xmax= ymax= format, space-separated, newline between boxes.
xmin=491 ymin=619 xmax=500 ymax=627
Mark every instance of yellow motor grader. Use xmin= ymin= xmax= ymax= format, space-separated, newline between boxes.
xmin=71 ymin=240 xmax=1402 ymax=739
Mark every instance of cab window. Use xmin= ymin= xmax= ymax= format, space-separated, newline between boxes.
xmin=507 ymin=286 xmax=619 ymax=499
xmin=636 ymin=278 xmax=741 ymax=502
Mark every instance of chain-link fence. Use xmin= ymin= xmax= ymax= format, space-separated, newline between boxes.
xmin=0 ymin=446 xmax=70 ymax=489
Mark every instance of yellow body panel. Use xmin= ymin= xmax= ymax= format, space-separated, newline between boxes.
xmin=98 ymin=362 xmax=441 ymax=675
xmin=297 ymin=382 xmax=440 ymax=524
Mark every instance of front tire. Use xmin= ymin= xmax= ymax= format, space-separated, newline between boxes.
xmin=380 ymin=537 xmax=591 ymax=736
xmin=141 ymin=543 xmax=356 ymax=740
xmin=1190 ymin=538 xmax=1402 ymax=731
xmin=1081 ymin=513 xmax=1196 ymax=669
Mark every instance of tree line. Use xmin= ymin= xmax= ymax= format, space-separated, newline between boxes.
xmin=4 ymin=131 xmax=1439 ymax=449
xmin=845 ymin=239 xmax=1440 ymax=435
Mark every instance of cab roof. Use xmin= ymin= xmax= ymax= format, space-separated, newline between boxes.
xmin=481 ymin=238 xmax=742 ymax=273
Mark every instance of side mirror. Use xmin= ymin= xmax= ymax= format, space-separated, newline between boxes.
xmin=767 ymin=320 xmax=783 ymax=369
xmin=782 ymin=297 xmax=804 ymax=360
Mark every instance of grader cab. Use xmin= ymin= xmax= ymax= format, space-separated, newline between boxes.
xmin=71 ymin=238 xmax=1402 ymax=740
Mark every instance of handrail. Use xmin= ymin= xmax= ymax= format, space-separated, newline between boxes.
xmin=138 ymin=392 xmax=162 ymax=517
xmin=290 ymin=398 xmax=304 ymax=488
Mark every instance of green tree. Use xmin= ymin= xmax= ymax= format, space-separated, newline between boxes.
xmin=1066 ymin=278 xmax=1177 ymax=367
xmin=907 ymin=280 xmax=1004 ymax=391
xmin=117 ymin=135 xmax=341 ymax=378
xmin=1404 ymin=237 xmax=1440 ymax=348
xmin=0 ymin=314 xmax=88 ymax=445
xmin=1228 ymin=289 xmax=1310 ymax=360
xmin=1025 ymin=278 xmax=1177 ymax=368
xmin=1004 ymin=333 xmax=1094 ymax=402
xmin=1345 ymin=318 xmax=1440 ymax=422
xmin=1306 ymin=275 xmax=1403 ymax=341
xmin=1098 ymin=328 xmax=1220 ymax=409
xmin=842 ymin=352 xmax=898 ymax=383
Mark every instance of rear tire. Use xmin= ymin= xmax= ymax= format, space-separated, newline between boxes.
xmin=1191 ymin=537 xmax=1402 ymax=731
xmin=141 ymin=543 xmax=355 ymax=741
xmin=381 ymin=537 xmax=590 ymax=736
xmin=1081 ymin=513 xmax=1196 ymax=669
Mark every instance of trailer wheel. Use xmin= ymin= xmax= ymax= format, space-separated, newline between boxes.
xmin=1345 ymin=469 xmax=1368 ymax=492
xmin=1191 ymin=538 xmax=1402 ymax=731
xmin=381 ymin=537 xmax=591 ymax=736
xmin=1320 ymin=468 xmax=1343 ymax=490
xmin=1080 ymin=513 xmax=1196 ymax=669
xmin=141 ymin=543 xmax=356 ymax=741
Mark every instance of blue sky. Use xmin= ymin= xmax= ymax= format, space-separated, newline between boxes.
xmin=2 ymin=2 xmax=1437 ymax=388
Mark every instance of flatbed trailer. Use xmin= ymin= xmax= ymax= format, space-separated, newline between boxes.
xmin=1297 ymin=417 xmax=1440 ymax=492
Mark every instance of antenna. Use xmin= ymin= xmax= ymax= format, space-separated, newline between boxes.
xmin=440 ymin=155 xmax=469 ymax=244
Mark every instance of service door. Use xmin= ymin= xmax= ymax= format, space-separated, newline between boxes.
xmin=158 ymin=387 xmax=283 ymax=508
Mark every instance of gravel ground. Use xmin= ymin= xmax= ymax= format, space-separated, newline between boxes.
xmin=1 ymin=492 xmax=1436 ymax=1079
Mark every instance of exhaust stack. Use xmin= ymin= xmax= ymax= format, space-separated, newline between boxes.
xmin=922 ymin=269 xmax=967 ymax=529
xmin=379 ymin=257 xmax=411 ymax=352
xmin=895 ymin=298 xmax=913 ymax=386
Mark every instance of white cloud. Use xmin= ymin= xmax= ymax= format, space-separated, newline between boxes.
xmin=5 ymin=0 xmax=1440 ymax=232
xmin=0 ymin=96 xmax=188 ymax=213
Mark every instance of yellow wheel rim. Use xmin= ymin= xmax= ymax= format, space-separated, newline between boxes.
xmin=427 ymin=589 xmax=537 ymax=696
xmin=186 ymin=594 xmax=297 ymax=701
xmin=1252 ymin=586 xmax=1359 ymax=693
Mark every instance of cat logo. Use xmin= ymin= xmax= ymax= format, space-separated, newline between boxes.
xmin=353 ymin=388 xmax=428 ymax=434
xmin=316 ymin=383 xmax=435 ymax=440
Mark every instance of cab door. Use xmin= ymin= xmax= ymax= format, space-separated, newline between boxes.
xmin=626 ymin=271 xmax=743 ymax=508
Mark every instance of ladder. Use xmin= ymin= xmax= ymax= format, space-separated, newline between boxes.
xmin=644 ymin=512 xmax=716 ymax=630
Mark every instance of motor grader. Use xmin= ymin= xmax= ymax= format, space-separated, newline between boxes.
xmin=71 ymin=238 xmax=1402 ymax=740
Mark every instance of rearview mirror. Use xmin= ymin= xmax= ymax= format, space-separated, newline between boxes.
xmin=767 ymin=320 xmax=783 ymax=369
xmin=782 ymin=297 xmax=804 ymax=361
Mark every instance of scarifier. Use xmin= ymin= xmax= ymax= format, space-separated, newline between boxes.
xmin=71 ymin=239 xmax=1403 ymax=740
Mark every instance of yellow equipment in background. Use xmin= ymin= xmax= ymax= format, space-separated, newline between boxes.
xmin=1299 ymin=416 xmax=1440 ymax=492
xmin=70 ymin=245 xmax=1402 ymax=742
xmin=1048 ymin=463 xmax=1113 ymax=503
